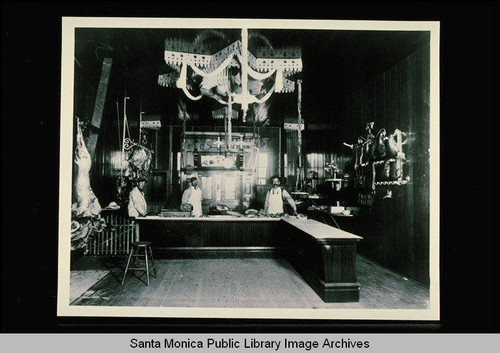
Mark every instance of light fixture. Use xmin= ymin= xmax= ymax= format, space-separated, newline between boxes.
xmin=158 ymin=28 xmax=302 ymax=123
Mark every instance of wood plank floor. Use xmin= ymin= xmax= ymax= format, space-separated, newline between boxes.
xmin=70 ymin=255 xmax=429 ymax=309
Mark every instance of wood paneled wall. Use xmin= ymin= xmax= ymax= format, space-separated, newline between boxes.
xmin=338 ymin=44 xmax=431 ymax=286
xmin=89 ymin=121 xmax=281 ymax=211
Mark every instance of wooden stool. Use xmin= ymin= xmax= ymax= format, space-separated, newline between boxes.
xmin=121 ymin=241 xmax=157 ymax=286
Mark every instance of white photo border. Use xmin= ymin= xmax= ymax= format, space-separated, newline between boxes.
xmin=58 ymin=17 xmax=440 ymax=321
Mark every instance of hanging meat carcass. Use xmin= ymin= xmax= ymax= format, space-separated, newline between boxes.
xmin=128 ymin=144 xmax=152 ymax=171
xmin=72 ymin=122 xmax=102 ymax=218
xmin=373 ymin=128 xmax=387 ymax=160
xmin=71 ymin=121 xmax=102 ymax=250
xmin=116 ymin=143 xmax=153 ymax=207
xmin=124 ymin=144 xmax=153 ymax=181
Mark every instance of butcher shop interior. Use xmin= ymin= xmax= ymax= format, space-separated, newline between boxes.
xmin=64 ymin=19 xmax=436 ymax=315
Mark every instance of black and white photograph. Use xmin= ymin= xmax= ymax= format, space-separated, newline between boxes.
xmin=3 ymin=5 xmax=500 ymax=350
xmin=56 ymin=16 xmax=440 ymax=321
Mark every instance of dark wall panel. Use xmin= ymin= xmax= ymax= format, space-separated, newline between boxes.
xmin=339 ymin=44 xmax=431 ymax=285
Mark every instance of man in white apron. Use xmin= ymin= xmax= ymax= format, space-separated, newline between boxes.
xmin=264 ymin=176 xmax=298 ymax=216
xmin=181 ymin=177 xmax=203 ymax=217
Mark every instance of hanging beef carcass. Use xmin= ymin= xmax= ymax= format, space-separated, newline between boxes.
xmin=71 ymin=122 xmax=103 ymax=250
xmin=72 ymin=123 xmax=102 ymax=218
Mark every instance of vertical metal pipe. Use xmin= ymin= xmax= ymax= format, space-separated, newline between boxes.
xmin=227 ymin=95 xmax=233 ymax=151
xmin=121 ymin=215 xmax=125 ymax=255
xmin=109 ymin=214 xmax=112 ymax=255
xmin=296 ymin=79 xmax=303 ymax=190
xmin=98 ymin=221 xmax=102 ymax=255
xmin=241 ymin=27 xmax=249 ymax=123
xmin=155 ymin=130 xmax=159 ymax=168
xmin=139 ymin=97 xmax=143 ymax=143
xmin=121 ymin=97 xmax=129 ymax=176
xmin=112 ymin=214 xmax=115 ymax=255
xmin=110 ymin=218 xmax=113 ymax=255
xmin=168 ymin=125 xmax=173 ymax=196
xmin=278 ymin=127 xmax=282 ymax=178
xmin=112 ymin=214 xmax=116 ymax=255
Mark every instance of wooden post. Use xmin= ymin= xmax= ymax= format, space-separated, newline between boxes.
xmin=86 ymin=57 xmax=113 ymax=158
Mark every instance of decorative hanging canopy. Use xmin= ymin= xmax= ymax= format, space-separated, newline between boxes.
xmin=158 ymin=28 xmax=303 ymax=122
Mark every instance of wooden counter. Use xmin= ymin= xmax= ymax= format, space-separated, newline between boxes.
xmin=135 ymin=216 xmax=282 ymax=258
xmin=282 ymin=218 xmax=362 ymax=302
xmin=135 ymin=215 xmax=362 ymax=302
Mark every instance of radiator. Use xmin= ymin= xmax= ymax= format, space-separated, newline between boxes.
xmin=84 ymin=212 xmax=138 ymax=255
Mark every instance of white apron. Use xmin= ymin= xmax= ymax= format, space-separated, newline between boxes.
xmin=268 ymin=187 xmax=284 ymax=214
xmin=189 ymin=187 xmax=203 ymax=217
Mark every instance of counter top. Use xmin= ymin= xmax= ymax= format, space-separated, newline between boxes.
xmin=306 ymin=208 xmax=358 ymax=217
xmin=135 ymin=215 xmax=282 ymax=222
xmin=282 ymin=217 xmax=362 ymax=241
